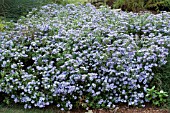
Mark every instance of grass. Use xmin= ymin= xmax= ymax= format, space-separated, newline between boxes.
xmin=0 ymin=104 xmax=61 ymax=113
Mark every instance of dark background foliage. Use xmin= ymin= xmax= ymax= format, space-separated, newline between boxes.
xmin=0 ymin=0 xmax=55 ymax=21
xmin=91 ymin=0 xmax=170 ymax=12
xmin=0 ymin=0 xmax=170 ymax=21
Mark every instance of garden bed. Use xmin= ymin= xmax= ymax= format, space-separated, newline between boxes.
xmin=0 ymin=3 xmax=170 ymax=111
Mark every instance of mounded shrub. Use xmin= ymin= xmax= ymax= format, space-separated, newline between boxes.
xmin=0 ymin=4 xmax=170 ymax=110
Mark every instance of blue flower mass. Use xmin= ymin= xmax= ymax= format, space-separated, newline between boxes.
xmin=0 ymin=3 xmax=170 ymax=110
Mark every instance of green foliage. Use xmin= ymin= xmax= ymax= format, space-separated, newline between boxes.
xmin=55 ymin=0 xmax=87 ymax=5
xmin=3 ymin=97 xmax=10 ymax=105
xmin=146 ymin=86 xmax=168 ymax=106
xmin=87 ymin=0 xmax=108 ymax=7
xmin=0 ymin=104 xmax=60 ymax=113
xmin=151 ymin=54 xmax=170 ymax=108
xmin=112 ymin=0 xmax=124 ymax=8
xmin=113 ymin=0 xmax=145 ymax=12
xmin=112 ymin=0 xmax=170 ymax=12
xmin=144 ymin=0 xmax=170 ymax=12
xmin=0 ymin=0 xmax=89 ymax=21
xmin=0 ymin=19 xmax=4 ymax=31
xmin=0 ymin=0 xmax=56 ymax=21
xmin=0 ymin=17 xmax=15 ymax=31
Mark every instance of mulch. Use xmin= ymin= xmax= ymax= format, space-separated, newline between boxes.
xmin=64 ymin=104 xmax=170 ymax=113
xmin=68 ymin=107 xmax=169 ymax=113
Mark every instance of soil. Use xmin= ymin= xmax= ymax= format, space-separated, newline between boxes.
xmin=115 ymin=106 xmax=169 ymax=113
xmin=68 ymin=107 xmax=169 ymax=113
xmin=64 ymin=104 xmax=170 ymax=113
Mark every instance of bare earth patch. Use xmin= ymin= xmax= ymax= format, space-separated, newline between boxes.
xmin=65 ymin=105 xmax=169 ymax=113
xmin=116 ymin=107 xmax=169 ymax=113
xmin=64 ymin=108 xmax=169 ymax=113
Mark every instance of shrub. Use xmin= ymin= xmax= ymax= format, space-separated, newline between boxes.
xmin=145 ymin=0 xmax=170 ymax=12
xmin=112 ymin=0 xmax=170 ymax=12
xmin=0 ymin=0 xmax=56 ymax=21
xmin=0 ymin=4 xmax=170 ymax=110
xmin=151 ymin=54 xmax=170 ymax=108
xmin=55 ymin=0 xmax=86 ymax=5
xmin=112 ymin=0 xmax=145 ymax=12
xmin=145 ymin=86 xmax=168 ymax=107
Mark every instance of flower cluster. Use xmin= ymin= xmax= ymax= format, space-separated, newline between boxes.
xmin=0 ymin=4 xmax=170 ymax=110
